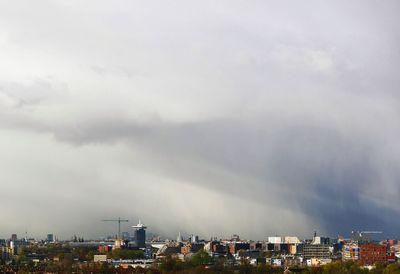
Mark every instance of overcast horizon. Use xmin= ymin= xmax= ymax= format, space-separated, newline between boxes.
xmin=1 ymin=0 xmax=400 ymax=240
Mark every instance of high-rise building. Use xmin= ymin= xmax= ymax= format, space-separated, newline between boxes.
xmin=177 ymin=232 xmax=183 ymax=243
xmin=132 ymin=220 xmax=147 ymax=248
xmin=191 ymin=235 xmax=199 ymax=243
xmin=47 ymin=234 xmax=54 ymax=243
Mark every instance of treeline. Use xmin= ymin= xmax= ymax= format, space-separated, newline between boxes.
xmin=154 ymin=254 xmax=400 ymax=274
xmin=2 ymin=246 xmax=400 ymax=274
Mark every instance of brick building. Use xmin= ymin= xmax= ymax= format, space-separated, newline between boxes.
xmin=181 ymin=242 xmax=204 ymax=255
xmin=360 ymin=243 xmax=387 ymax=265
xmin=229 ymin=242 xmax=250 ymax=254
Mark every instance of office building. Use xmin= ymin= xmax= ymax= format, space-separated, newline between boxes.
xmin=302 ymin=244 xmax=330 ymax=259
xmin=47 ymin=234 xmax=54 ymax=243
xmin=132 ymin=220 xmax=147 ymax=248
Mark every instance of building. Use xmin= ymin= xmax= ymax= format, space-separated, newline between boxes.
xmin=271 ymin=258 xmax=282 ymax=267
xmin=177 ymin=232 xmax=183 ymax=243
xmin=132 ymin=220 xmax=147 ymax=248
xmin=268 ymin=237 xmax=282 ymax=244
xmin=360 ymin=243 xmax=387 ymax=266
xmin=94 ymin=254 xmax=107 ymax=262
xmin=190 ymin=235 xmax=199 ymax=243
xmin=284 ymin=236 xmax=301 ymax=244
xmin=284 ymin=257 xmax=302 ymax=267
xmin=204 ymin=240 xmax=226 ymax=254
xmin=231 ymin=235 xmax=240 ymax=241
xmin=229 ymin=242 xmax=250 ymax=254
xmin=342 ymin=243 xmax=360 ymax=261
xmin=98 ymin=245 xmax=113 ymax=253
xmin=302 ymin=244 xmax=330 ymax=259
xmin=47 ymin=234 xmax=54 ymax=243
xmin=156 ymin=244 xmax=181 ymax=259
xmin=311 ymin=236 xmax=330 ymax=245
xmin=249 ymin=242 xmax=262 ymax=251
xmin=306 ymin=258 xmax=332 ymax=267
xmin=1 ymin=246 xmax=13 ymax=261
xmin=280 ymin=244 xmax=290 ymax=254
xmin=181 ymin=242 xmax=204 ymax=255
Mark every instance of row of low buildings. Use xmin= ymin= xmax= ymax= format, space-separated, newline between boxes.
xmin=3 ymin=225 xmax=398 ymax=269
xmin=0 ymin=233 xmax=58 ymax=261
xmin=151 ymin=233 xmax=400 ymax=267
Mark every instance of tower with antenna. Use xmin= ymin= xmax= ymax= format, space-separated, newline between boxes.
xmin=132 ymin=220 xmax=147 ymax=248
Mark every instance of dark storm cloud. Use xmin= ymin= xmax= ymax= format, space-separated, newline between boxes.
xmin=24 ymin=112 xmax=400 ymax=237
xmin=0 ymin=0 xmax=399 ymax=239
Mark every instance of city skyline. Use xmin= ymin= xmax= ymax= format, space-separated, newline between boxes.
xmin=0 ymin=219 xmax=395 ymax=243
xmin=4 ymin=226 xmax=332 ymax=241
xmin=1 ymin=0 xmax=400 ymax=239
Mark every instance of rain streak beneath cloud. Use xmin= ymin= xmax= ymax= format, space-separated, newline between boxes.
xmin=0 ymin=0 xmax=399 ymax=239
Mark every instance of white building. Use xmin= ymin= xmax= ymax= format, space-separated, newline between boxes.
xmin=268 ymin=237 xmax=283 ymax=244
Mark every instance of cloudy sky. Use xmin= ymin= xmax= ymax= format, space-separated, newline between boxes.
xmin=0 ymin=0 xmax=399 ymax=240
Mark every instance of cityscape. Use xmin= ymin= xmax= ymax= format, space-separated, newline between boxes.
xmin=1 ymin=0 xmax=400 ymax=273
xmin=1 ymin=219 xmax=400 ymax=273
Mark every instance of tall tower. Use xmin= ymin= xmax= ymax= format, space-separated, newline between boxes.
xmin=177 ymin=232 xmax=183 ymax=243
xmin=132 ymin=220 xmax=147 ymax=248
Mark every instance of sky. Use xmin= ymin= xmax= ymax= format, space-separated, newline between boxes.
xmin=0 ymin=0 xmax=399 ymax=240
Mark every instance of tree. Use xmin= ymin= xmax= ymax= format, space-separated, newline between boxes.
xmin=383 ymin=264 xmax=400 ymax=274
xmin=111 ymin=248 xmax=144 ymax=259
xmin=256 ymin=264 xmax=272 ymax=274
xmin=302 ymin=266 xmax=323 ymax=274
xmin=321 ymin=261 xmax=368 ymax=274
xmin=158 ymin=255 xmax=185 ymax=272
xmin=190 ymin=250 xmax=211 ymax=266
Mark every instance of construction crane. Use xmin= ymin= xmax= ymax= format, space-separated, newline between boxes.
xmin=102 ymin=217 xmax=129 ymax=240
xmin=352 ymin=230 xmax=383 ymax=237
xmin=360 ymin=231 xmax=382 ymax=235
xmin=351 ymin=230 xmax=383 ymax=243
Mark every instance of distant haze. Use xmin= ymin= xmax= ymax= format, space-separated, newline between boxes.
xmin=0 ymin=0 xmax=399 ymax=240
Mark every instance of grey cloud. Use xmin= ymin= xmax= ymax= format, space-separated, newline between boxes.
xmin=0 ymin=0 xmax=399 ymax=240
xmin=24 ymin=112 xmax=400 ymax=237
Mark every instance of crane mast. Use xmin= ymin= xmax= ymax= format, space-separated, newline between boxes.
xmin=102 ymin=217 xmax=129 ymax=240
